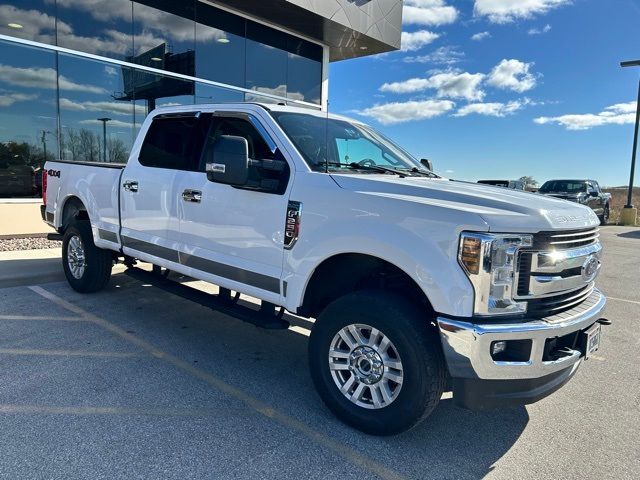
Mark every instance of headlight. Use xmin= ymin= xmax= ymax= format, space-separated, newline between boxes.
xmin=459 ymin=232 xmax=532 ymax=316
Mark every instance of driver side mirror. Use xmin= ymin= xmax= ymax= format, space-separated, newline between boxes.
xmin=589 ymin=191 xmax=598 ymax=197
xmin=205 ymin=135 xmax=249 ymax=186
xmin=420 ymin=158 xmax=433 ymax=171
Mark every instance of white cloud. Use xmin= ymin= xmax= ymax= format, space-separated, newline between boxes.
xmin=0 ymin=64 xmax=107 ymax=94
xmin=59 ymin=98 xmax=147 ymax=116
xmin=474 ymin=0 xmax=572 ymax=23
xmin=381 ymin=70 xmax=485 ymax=101
xmin=454 ymin=98 xmax=531 ymax=117
xmin=487 ymin=59 xmax=538 ymax=93
xmin=403 ymin=0 xmax=458 ymax=26
xmin=403 ymin=46 xmax=464 ymax=65
xmin=471 ymin=31 xmax=491 ymax=41
xmin=0 ymin=93 xmax=37 ymax=107
xmin=355 ymin=99 xmax=455 ymax=125
xmin=534 ymin=101 xmax=636 ymax=130
xmin=528 ymin=24 xmax=552 ymax=35
xmin=400 ymin=30 xmax=440 ymax=52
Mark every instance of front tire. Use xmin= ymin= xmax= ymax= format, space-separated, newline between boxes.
xmin=62 ymin=221 xmax=112 ymax=293
xmin=308 ymin=290 xmax=446 ymax=436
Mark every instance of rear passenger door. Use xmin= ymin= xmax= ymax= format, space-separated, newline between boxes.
xmin=175 ymin=111 xmax=292 ymax=303
xmin=120 ymin=112 xmax=204 ymax=265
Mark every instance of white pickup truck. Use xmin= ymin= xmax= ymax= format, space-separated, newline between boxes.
xmin=41 ymin=103 xmax=608 ymax=435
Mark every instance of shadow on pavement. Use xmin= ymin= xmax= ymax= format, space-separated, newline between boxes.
xmin=0 ymin=257 xmax=64 ymax=288
xmin=617 ymin=229 xmax=640 ymax=239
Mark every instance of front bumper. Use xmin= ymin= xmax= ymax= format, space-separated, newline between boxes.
xmin=438 ymin=288 xmax=607 ymax=408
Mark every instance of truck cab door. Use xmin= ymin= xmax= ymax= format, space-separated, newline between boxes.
xmin=585 ymin=182 xmax=602 ymax=215
xmin=174 ymin=111 xmax=292 ymax=303
xmin=120 ymin=113 xmax=202 ymax=265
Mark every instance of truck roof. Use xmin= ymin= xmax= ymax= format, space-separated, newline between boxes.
xmin=148 ymin=102 xmax=359 ymax=124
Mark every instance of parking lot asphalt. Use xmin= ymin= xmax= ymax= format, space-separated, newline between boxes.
xmin=0 ymin=227 xmax=638 ymax=480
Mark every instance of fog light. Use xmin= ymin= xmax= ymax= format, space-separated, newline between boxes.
xmin=491 ymin=341 xmax=507 ymax=356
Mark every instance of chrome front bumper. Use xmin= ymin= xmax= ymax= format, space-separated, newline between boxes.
xmin=438 ymin=288 xmax=606 ymax=380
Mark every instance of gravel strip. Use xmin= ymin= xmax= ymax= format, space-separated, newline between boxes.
xmin=0 ymin=238 xmax=62 ymax=252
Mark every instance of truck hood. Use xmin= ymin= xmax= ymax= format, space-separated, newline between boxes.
xmin=330 ymin=174 xmax=600 ymax=232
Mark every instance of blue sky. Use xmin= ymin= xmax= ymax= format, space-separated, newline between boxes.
xmin=330 ymin=0 xmax=640 ymax=187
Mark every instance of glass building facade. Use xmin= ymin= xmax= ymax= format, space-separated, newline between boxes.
xmin=0 ymin=0 xmax=324 ymax=196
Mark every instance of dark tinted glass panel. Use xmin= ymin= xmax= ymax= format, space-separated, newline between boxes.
xmin=195 ymin=2 xmax=245 ymax=88
xmin=0 ymin=1 xmax=56 ymax=44
xmin=0 ymin=40 xmax=57 ymax=197
xmin=287 ymin=52 xmax=321 ymax=104
xmin=139 ymin=116 xmax=199 ymax=169
xmin=132 ymin=1 xmax=195 ymax=78
xmin=56 ymin=0 xmax=133 ymax=60
xmin=195 ymin=83 xmax=243 ymax=104
xmin=245 ymin=21 xmax=287 ymax=100
xmin=58 ymin=54 xmax=134 ymax=163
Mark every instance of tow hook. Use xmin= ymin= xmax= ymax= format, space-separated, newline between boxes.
xmin=597 ymin=318 xmax=612 ymax=326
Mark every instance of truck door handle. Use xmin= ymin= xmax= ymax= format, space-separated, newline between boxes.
xmin=123 ymin=180 xmax=138 ymax=192
xmin=182 ymin=189 xmax=202 ymax=203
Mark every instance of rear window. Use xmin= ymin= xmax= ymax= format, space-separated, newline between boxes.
xmin=139 ymin=116 xmax=200 ymax=170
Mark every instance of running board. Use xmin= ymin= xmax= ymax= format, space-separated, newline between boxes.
xmin=124 ymin=266 xmax=290 ymax=330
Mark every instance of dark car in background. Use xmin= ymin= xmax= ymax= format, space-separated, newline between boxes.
xmin=477 ymin=179 xmax=526 ymax=190
xmin=538 ymin=179 xmax=611 ymax=225
xmin=0 ymin=161 xmax=35 ymax=197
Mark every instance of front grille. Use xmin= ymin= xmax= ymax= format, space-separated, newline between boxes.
xmin=532 ymin=228 xmax=599 ymax=251
xmin=526 ymin=284 xmax=594 ymax=318
xmin=517 ymin=252 xmax=532 ymax=296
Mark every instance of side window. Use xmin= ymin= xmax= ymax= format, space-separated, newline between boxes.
xmin=200 ymin=115 xmax=289 ymax=194
xmin=139 ymin=116 xmax=200 ymax=170
xmin=587 ymin=183 xmax=596 ymax=194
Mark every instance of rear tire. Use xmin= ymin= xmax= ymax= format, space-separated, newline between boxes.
xmin=62 ymin=220 xmax=112 ymax=293
xmin=308 ymin=290 xmax=446 ymax=436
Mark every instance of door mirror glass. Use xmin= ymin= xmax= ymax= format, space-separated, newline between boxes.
xmin=420 ymin=158 xmax=433 ymax=171
xmin=589 ymin=190 xmax=598 ymax=197
xmin=205 ymin=135 xmax=249 ymax=186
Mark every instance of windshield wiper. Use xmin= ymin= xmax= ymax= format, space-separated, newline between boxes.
xmin=347 ymin=162 xmax=410 ymax=177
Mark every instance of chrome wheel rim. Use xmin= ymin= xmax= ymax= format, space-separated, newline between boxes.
xmin=329 ymin=323 xmax=403 ymax=409
xmin=67 ymin=235 xmax=86 ymax=279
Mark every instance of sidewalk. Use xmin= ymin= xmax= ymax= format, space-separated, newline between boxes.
xmin=0 ymin=200 xmax=54 ymax=238
xmin=0 ymin=248 xmax=63 ymax=288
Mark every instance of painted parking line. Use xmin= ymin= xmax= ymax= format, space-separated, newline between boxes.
xmin=27 ymin=285 xmax=405 ymax=480
xmin=0 ymin=404 xmax=225 ymax=417
xmin=606 ymin=296 xmax=640 ymax=306
xmin=0 ymin=348 xmax=143 ymax=358
xmin=0 ymin=315 xmax=85 ymax=321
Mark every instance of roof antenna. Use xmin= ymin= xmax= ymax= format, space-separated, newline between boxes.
xmin=324 ymin=100 xmax=330 ymax=174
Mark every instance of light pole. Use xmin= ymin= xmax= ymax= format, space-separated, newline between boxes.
xmin=97 ymin=117 xmax=111 ymax=163
xmin=620 ymin=60 xmax=640 ymax=225
xmin=40 ymin=130 xmax=51 ymax=166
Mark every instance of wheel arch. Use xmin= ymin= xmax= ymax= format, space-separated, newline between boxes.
xmin=297 ymin=252 xmax=436 ymax=321
xmin=59 ymin=195 xmax=89 ymax=232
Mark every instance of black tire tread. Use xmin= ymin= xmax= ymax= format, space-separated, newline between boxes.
xmin=309 ymin=290 xmax=446 ymax=436
xmin=62 ymin=220 xmax=112 ymax=293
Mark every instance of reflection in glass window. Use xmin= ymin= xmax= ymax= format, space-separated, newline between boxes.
xmin=132 ymin=1 xmax=195 ymax=78
xmin=195 ymin=83 xmax=243 ymax=104
xmin=245 ymin=22 xmax=287 ymax=101
xmin=195 ymin=2 xmax=246 ymax=88
xmin=287 ymin=52 xmax=322 ymax=104
xmin=56 ymin=0 xmax=133 ymax=60
xmin=58 ymin=54 xmax=134 ymax=163
xmin=0 ymin=40 xmax=57 ymax=196
xmin=0 ymin=1 xmax=56 ymax=44
xmin=130 ymin=69 xmax=195 ymax=139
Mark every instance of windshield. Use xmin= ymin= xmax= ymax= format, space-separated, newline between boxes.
xmin=539 ymin=180 xmax=587 ymax=193
xmin=270 ymin=112 xmax=427 ymax=174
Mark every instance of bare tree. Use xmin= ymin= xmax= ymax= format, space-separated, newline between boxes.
xmin=107 ymin=137 xmax=128 ymax=163
xmin=78 ymin=129 xmax=100 ymax=162
xmin=518 ymin=176 xmax=539 ymax=189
